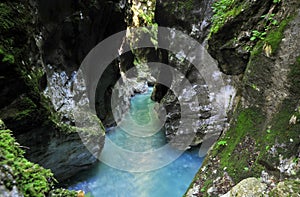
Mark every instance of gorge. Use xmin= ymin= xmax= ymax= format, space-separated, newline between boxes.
xmin=66 ymin=88 xmax=204 ymax=197
xmin=0 ymin=0 xmax=300 ymax=197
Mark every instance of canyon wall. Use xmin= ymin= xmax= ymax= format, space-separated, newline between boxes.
xmin=186 ymin=0 xmax=300 ymax=196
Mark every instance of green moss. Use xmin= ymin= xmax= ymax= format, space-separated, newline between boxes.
xmin=0 ymin=97 xmax=38 ymax=123
xmin=48 ymin=188 xmax=77 ymax=197
xmin=14 ymin=98 xmax=37 ymax=120
xmin=256 ymin=57 xmax=300 ymax=161
xmin=250 ymin=41 xmax=264 ymax=57
xmin=266 ymin=101 xmax=299 ymax=151
xmin=199 ymin=100 xmax=299 ymax=190
xmin=188 ymin=5 xmax=300 ymax=196
xmin=212 ymin=107 xmax=264 ymax=182
xmin=0 ymin=120 xmax=81 ymax=196
xmin=0 ymin=126 xmax=55 ymax=196
xmin=264 ymin=17 xmax=292 ymax=54
xmin=249 ymin=17 xmax=292 ymax=60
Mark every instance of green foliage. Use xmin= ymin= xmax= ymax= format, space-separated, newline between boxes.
xmin=247 ymin=4 xmax=289 ymax=54
xmin=210 ymin=0 xmax=244 ymax=34
xmin=0 ymin=3 xmax=15 ymax=31
xmin=250 ymin=84 xmax=259 ymax=91
xmin=0 ymin=127 xmax=56 ymax=196
xmin=135 ymin=0 xmax=156 ymax=26
xmin=273 ymin=0 xmax=281 ymax=4
xmin=250 ymin=17 xmax=292 ymax=57
xmin=250 ymin=30 xmax=267 ymax=41
xmin=211 ymin=0 xmax=234 ymax=33
xmin=217 ymin=140 xmax=227 ymax=147
xmin=261 ymin=14 xmax=278 ymax=28
xmin=140 ymin=24 xmax=158 ymax=48
xmin=2 ymin=53 xmax=15 ymax=63
xmin=264 ymin=18 xmax=291 ymax=54
xmin=139 ymin=12 xmax=155 ymax=25
xmin=165 ymin=0 xmax=195 ymax=17
xmin=0 ymin=47 xmax=15 ymax=64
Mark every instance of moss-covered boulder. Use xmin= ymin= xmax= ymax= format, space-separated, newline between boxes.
xmin=0 ymin=120 xmax=54 ymax=196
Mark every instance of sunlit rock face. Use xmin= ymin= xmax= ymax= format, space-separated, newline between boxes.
xmin=94 ymin=0 xmax=160 ymax=127
xmin=155 ymin=0 xmax=213 ymax=42
xmin=38 ymin=0 xmax=128 ymax=125
xmin=151 ymin=0 xmax=237 ymax=147
xmin=38 ymin=0 xmax=131 ymax=123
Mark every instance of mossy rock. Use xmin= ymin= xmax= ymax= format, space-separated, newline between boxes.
xmin=0 ymin=96 xmax=41 ymax=133
xmin=0 ymin=122 xmax=55 ymax=197
xmin=48 ymin=188 xmax=77 ymax=197
xmin=269 ymin=180 xmax=300 ymax=197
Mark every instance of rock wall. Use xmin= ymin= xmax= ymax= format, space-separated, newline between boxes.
xmin=186 ymin=0 xmax=300 ymax=196
xmin=151 ymin=0 xmax=237 ymax=147
xmin=0 ymin=0 xmax=121 ymax=183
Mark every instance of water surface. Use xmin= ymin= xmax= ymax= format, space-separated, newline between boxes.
xmin=68 ymin=88 xmax=203 ymax=197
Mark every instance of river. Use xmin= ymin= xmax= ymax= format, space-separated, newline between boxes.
xmin=66 ymin=87 xmax=203 ymax=197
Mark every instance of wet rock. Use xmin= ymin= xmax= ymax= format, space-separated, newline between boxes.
xmin=15 ymin=125 xmax=104 ymax=181
xmin=0 ymin=163 xmax=23 ymax=197
xmin=0 ymin=185 xmax=23 ymax=197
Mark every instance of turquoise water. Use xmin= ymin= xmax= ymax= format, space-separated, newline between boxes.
xmin=68 ymin=88 xmax=203 ymax=197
